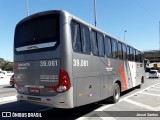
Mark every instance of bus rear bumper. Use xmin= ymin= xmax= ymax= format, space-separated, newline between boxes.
xmin=17 ymin=87 xmax=74 ymax=109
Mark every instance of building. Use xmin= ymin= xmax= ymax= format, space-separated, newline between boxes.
xmin=144 ymin=50 xmax=160 ymax=63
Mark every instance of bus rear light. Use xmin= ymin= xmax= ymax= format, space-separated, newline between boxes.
xmin=56 ymin=70 xmax=71 ymax=93
xmin=46 ymin=70 xmax=71 ymax=93
xmin=57 ymin=86 xmax=67 ymax=92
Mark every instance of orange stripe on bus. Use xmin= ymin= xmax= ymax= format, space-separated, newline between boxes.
xmin=120 ymin=61 xmax=127 ymax=90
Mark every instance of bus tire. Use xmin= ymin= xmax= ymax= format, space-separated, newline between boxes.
xmin=136 ymin=84 xmax=141 ymax=89
xmin=111 ymin=83 xmax=120 ymax=103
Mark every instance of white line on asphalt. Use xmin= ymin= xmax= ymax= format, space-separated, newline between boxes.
xmin=139 ymin=91 xmax=160 ymax=96
xmin=147 ymin=89 xmax=160 ymax=91
xmin=124 ymin=99 xmax=157 ymax=111
xmin=121 ymin=83 xmax=160 ymax=100
xmin=94 ymin=83 xmax=160 ymax=112
xmin=76 ymin=83 xmax=160 ymax=120
xmin=151 ymin=86 xmax=160 ymax=88
xmin=0 ymin=96 xmax=17 ymax=104
xmin=154 ymin=84 xmax=160 ymax=86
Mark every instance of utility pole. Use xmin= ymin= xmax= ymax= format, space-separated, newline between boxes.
xmin=26 ymin=0 xmax=29 ymax=16
xmin=94 ymin=0 xmax=97 ymax=27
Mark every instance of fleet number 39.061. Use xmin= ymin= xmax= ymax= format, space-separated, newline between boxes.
xmin=40 ymin=60 xmax=57 ymax=67
xmin=73 ymin=59 xmax=88 ymax=67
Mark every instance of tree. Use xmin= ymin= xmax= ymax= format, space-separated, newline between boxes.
xmin=0 ymin=58 xmax=13 ymax=71
xmin=4 ymin=62 xmax=13 ymax=71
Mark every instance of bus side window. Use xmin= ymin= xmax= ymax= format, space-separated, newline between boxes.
xmin=118 ymin=42 xmax=122 ymax=59
xmin=104 ymin=36 xmax=112 ymax=58
xmin=122 ymin=44 xmax=127 ymax=60
xmin=133 ymin=49 xmax=136 ymax=61
xmin=135 ymin=50 xmax=139 ymax=62
xmin=111 ymin=39 xmax=118 ymax=59
xmin=130 ymin=47 xmax=133 ymax=61
xmin=97 ymin=32 xmax=104 ymax=57
xmin=140 ymin=52 xmax=144 ymax=63
xmin=127 ymin=46 xmax=130 ymax=61
xmin=91 ymin=30 xmax=98 ymax=56
xmin=139 ymin=51 xmax=143 ymax=63
xmin=80 ymin=24 xmax=91 ymax=54
xmin=71 ymin=21 xmax=82 ymax=52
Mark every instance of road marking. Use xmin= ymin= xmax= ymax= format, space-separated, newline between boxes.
xmin=151 ymin=86 xmax=160 ymax=89
xmin=76 ymin=83 xmax=160 ymax=120
xmin=94 ymin=83 xmax=160 ymax=112
xmin=124 ymin=99 xmax=157 ymax=111
xmin=0 ymin=96 xmax=17 ymax=104
xmin=139 ymin=91 xmax=160 ymax=96
xmin=122 ymin=83 xmax=160 ymax=100
xmin=149 ymin=89 xmax=160 ymax=91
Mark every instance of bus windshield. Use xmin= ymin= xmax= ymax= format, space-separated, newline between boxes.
xmin=14 ymin=14 xmax=59 ymax=53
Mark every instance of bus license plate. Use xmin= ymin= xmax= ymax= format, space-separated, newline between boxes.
xmin=29 ymin=88 xmax=40 ymax=94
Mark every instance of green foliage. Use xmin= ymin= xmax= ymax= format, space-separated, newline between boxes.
xmin=0 ymin=58 xmax=13 ymax=71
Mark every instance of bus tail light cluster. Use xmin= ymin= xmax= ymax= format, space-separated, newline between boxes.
xmin=56 ymin=70 xmax=71 ymax=93
xmin=46 ymin=70 xmax=71 ymax=93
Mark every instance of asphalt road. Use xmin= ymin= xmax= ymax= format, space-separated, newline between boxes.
xmin=0 ymin=77 xmax=160 ymax=120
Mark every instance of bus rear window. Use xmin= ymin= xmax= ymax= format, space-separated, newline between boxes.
xmin=14 ymin=14 xmax=59 ymax=53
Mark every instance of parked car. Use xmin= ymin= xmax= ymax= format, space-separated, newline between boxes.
xmin=0 ymin=72 xmax=5 ymax=78
xmin=10 ymin=74 xmax=15 ymax=86
xmin=149 ymin=70 xmax=160 ymax=78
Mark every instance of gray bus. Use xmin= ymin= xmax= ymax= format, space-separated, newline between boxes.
xmin=14 ymin=10 xmax=145 ymax=108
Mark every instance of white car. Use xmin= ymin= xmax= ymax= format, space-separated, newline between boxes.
xmin=0 ymin=72 xmax=5 ymax=78
xmin=149 ymin=70 xmax=160 ymax=78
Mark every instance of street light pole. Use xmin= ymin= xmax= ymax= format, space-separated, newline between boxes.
xmin=26 ymin=0 xmax=29 ymax=16
xmin=94 ymin=0 xmax=97 ymax=27
xmin=124 ymin=30 xmax=127 ymax=42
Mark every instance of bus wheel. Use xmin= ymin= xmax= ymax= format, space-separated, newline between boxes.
xmin=111 ymin=83 xmax=120 ymax=103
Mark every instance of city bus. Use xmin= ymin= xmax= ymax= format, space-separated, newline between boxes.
xmin=14 ymin=10 xmax=145 ymax=108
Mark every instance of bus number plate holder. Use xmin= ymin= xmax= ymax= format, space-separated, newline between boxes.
xmin=29 ymin=88 xmax=40 ymax=94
